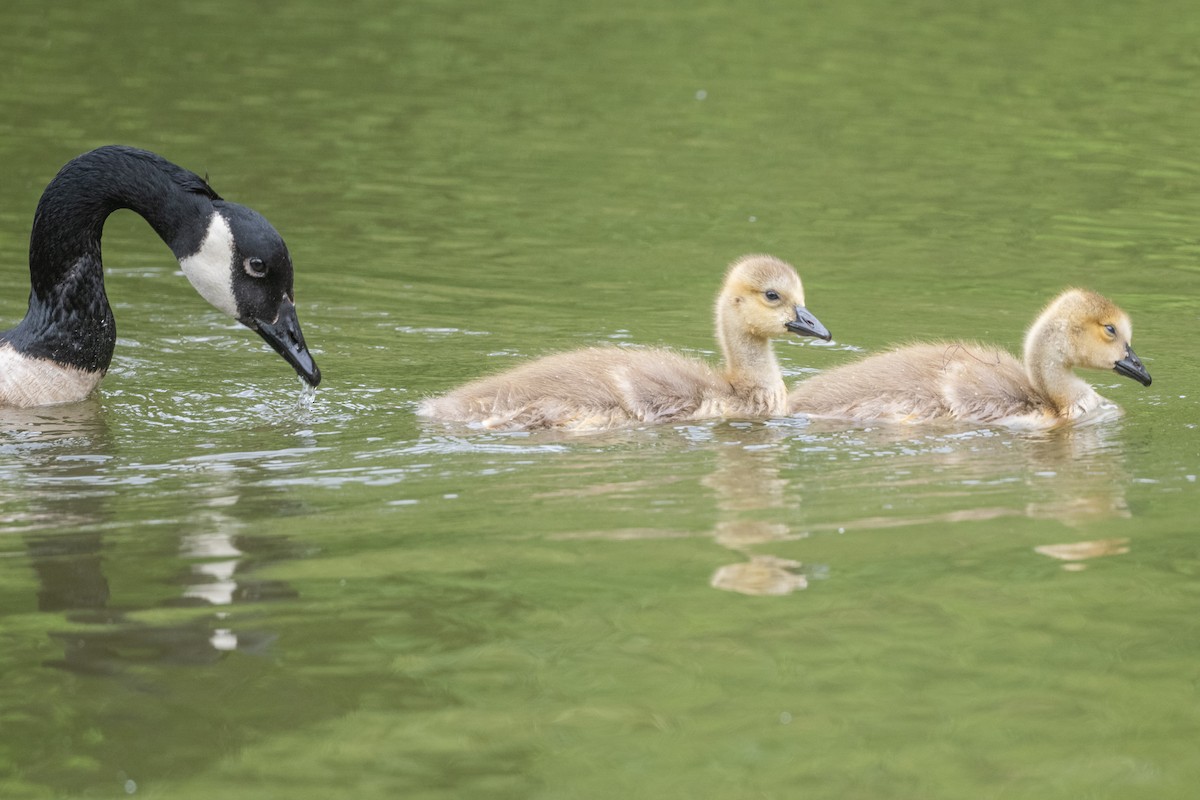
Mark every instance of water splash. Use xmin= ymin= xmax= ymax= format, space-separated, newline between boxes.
xmin=297 ymin=377 xmax=318 ymax=411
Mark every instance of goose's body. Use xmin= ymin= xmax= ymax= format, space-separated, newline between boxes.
xmin=788 ymin=288 xmax=1151 ymax=429
xmin=419 ymin=255 xmax=831 ymax=430
xmin=0 ymin=145 xmax=320 ymax=408
xmin=0 ymin=346 xmax=102 ymax=407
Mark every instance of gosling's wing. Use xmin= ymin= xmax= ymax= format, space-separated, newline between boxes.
xmin=935 ymin=344 xmax=1048 ymax=423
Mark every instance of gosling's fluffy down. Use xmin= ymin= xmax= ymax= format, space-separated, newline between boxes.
xmin=419 ymin=255 xmax=830 ymax=430
xmin=788 ymin=288 xmax=1151 ymax=428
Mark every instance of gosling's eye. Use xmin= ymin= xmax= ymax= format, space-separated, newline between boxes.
xmin=1103 ymin=324 xmax=1116 ymax=336
xmin=243 ymin=257 xmax=268 ymax=278
xmin=764 ymin=290 xmax=781 ymax=302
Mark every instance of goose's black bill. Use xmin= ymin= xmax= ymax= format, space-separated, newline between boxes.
xmin=246 ymin=298 xmax=321 ymax=386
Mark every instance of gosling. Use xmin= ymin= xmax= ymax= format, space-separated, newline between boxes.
xmin=419 ymin=255 xmax=831 ymax=430
xmin=788 ymin=288 xmax=1150 ymax=428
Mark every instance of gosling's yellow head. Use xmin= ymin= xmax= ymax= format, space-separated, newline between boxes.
xmin=719 ymin=254 xmax=831 ymax=341
xmin=1040 ymin=288 xmax=1151 ymax=386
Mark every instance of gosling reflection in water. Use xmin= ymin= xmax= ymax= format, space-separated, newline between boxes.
xmin=709 ymin=554 xmax=808 ymax=596
xmin=703 ymin=419 xmax=1135 ymax=594
xmin=795 ymin=419 xmax=1132 ymax=532
xmin=1034 ymin=537 xmax=1131 ymax=573
xmin=703 ymin=426 xmax=813 ymax=596
xmin=541 ymin=411 xmax=1132 ymax=596
xmin=536 ymin=424 xmax=815 ymax=596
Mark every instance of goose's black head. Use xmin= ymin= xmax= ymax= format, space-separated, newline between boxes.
xmin=178 ymin=201 xmax=321 ymax=386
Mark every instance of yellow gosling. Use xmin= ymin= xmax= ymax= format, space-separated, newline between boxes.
xmin=788 ymin=288 xmax=1150 ymax=428
xmin=419 ymin=255 xmax=830 ymax=430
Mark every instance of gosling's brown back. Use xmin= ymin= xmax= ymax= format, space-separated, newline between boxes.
xmin=419 ymin=347 xmax=728 ymax=430
xmin=789 ymin=342 xmax=1049 ymax=424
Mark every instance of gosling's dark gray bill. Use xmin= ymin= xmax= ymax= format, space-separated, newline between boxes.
xmin=246 ymin=298 xmax=321 ymax=386
xmin=1113 ymin=343 xmax=1151 ymax=387
xmin=785 ymin=307 xmax=831 ymax=341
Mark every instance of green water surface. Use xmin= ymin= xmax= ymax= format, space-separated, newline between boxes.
xmin=0 ymin=1 xmax=1198 ymax=798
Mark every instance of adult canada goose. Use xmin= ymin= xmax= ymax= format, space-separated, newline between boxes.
xmin=418 ymin=254 xmax=831 ymax=430
xmin=0 ymin=145 xmax=320 ymax=407
xmin=788 ymin=288 xmax=1150 ymax=428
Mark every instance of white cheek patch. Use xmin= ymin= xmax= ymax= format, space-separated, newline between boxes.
xmin=179 ymin=212 xmax=239 ymax=318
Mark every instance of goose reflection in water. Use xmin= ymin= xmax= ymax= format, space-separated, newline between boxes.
xmin=0 ymin=414 xmax=300 ymax=674
xmin=34 ymin=527 xmax=298 ymax=675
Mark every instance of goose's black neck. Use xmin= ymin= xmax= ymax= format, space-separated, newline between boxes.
xmin=5 ymin=145 xmax=221 ymax=372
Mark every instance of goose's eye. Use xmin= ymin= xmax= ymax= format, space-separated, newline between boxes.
xmin=1103 ymin=324 xmax=1116 ymax=337
xmin=764 ymin=290 xmax=781 ymax=302
xmin=244 ymin=257 xmax=268 ymax=279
